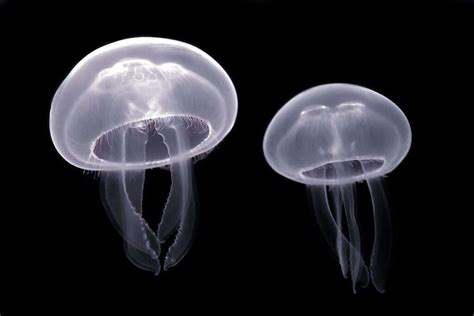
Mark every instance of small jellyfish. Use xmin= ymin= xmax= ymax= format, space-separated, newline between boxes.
xmin=263 ymin=83 xmax=411 ymax=292
xmin=50 ymin=38 xmax=238 ymax=274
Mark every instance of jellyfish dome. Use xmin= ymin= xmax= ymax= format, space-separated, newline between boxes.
xmin=50 ymin=37 xmax=237 ymax=274
xmin=264 ymin=83 xmax=411 ymax=293
xmin=51 ymin=37 xmax=237 ymax=170
xmin=263 ymin=83 xmax=411 ymax=185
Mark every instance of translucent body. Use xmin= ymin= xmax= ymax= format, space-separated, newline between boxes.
xmin=263 ymin=84 xmax=411 ymax=292
xmin=50 ymin=38 xmax=237 ymax=274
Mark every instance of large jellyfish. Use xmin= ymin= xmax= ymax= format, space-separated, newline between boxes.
xmin=50 ymin=37 xmax=238 ymax=274
xmin=263 ymin=84 xmax=411 ymax=293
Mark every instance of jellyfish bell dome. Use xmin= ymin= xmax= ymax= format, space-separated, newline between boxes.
xmin=263 ymin=83 xmax=412 ymax=186
xmin=50 ymin=37 xmax=238 ymax=171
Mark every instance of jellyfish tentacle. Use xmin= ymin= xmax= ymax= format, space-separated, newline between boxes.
xmin=157 ymin=119 xmax=196 ymax=270
xmin=366 ymin=177 xmax=392 ymax=293
xmin=100 ymin=126 xmax=161 ymax=274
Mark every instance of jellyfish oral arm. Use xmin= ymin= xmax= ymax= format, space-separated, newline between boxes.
xmin=340 ymin=184 xmax=366 ymax=292
xmin=100 ymin=128 xmax=162 ymax=274
xmin=366 ymin=177 xmax=392 ymax=293
xmin=157 ymin=122 xmax=196 ymax=270
xmin=309 ymin=185 xmax=370 ymax=292
xmin=333 ymin=186 xmax=350 ymax=278
xmin=308 ymin=176 xmax=392 ymax=293
xmin=99 ymin=119 xmax=197 ymax=275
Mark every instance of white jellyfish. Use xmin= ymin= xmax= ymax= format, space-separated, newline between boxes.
xmin=50 ymin=37 xmax=238 ymax=274
xmin=263 ymin=83 xmax=411 ymax=293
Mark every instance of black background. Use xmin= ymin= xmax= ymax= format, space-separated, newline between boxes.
xmin=1 ymin=0 xmax=472 ymax=314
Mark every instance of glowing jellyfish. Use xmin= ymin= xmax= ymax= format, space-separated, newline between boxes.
xmin=50 ymin=37 xmax=238 ymax=274
xmin=263 ymin=84 xmax=411 ymax=292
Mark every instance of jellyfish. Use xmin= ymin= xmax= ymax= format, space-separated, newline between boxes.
xmin=263 ymin=83 xmax=411 ymax=293
xmin=50 ymin=37 xmax=238 ymax=274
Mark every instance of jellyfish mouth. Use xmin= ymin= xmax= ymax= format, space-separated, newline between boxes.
xmin=92 ymin=115 xmax=211 ymax=164
xmin=301 ymin=159 xmax=385 ymax=181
